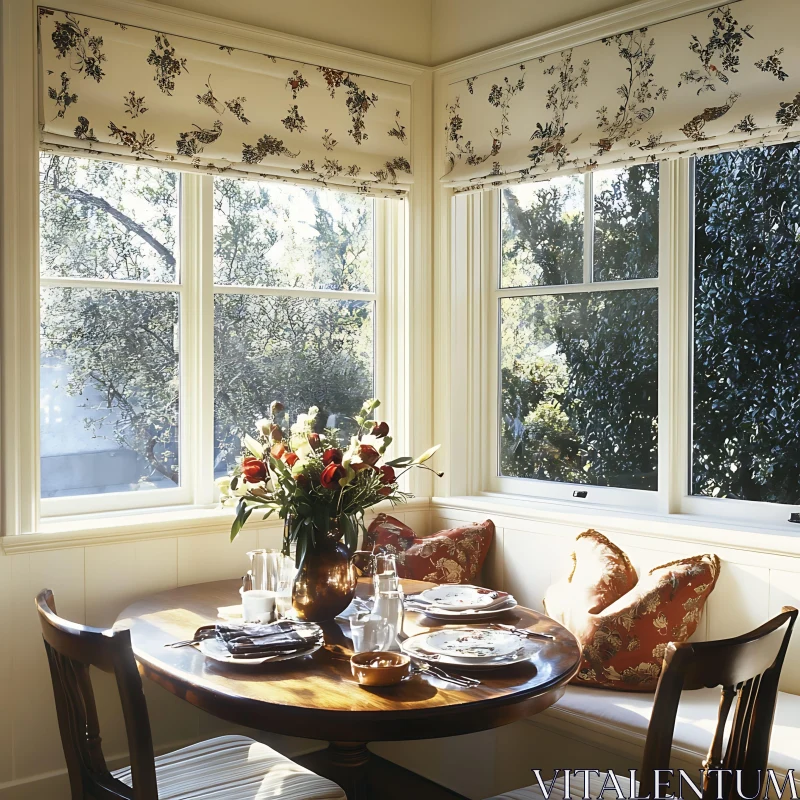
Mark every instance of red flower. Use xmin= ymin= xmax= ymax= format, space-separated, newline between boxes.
xmin=284 ymin=452 xmax=299 ymax=467
xmin=308 ymin=432 xmax=322 ymax=450
xmin=242 ymin=457 xmax=267 ymax=483
xmin=271 ymin=443 xmax=287 ymax=460
xmin=320 ymin=462 xmax=345 ymax=490
xmin=373 ymin=421 xmax=390 ymax=438
xmin=358 ymin=444 xmax=380 ymax=467
xmin=270 ymin=424 xmax=283 ymax=442
xmin=377 ymin=465 xmax=396 ymax=485
xmin=322 ymin=448 xmax=343 ymax=465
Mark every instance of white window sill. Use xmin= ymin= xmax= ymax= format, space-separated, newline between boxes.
xmin=1 ymin=497 xmax=431 ymax=554
xmin=432 ymin=493 xmax=800 ymax=559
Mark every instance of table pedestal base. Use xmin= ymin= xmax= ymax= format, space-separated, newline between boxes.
xmin=297 ymin=742 xmax=468 ymax=800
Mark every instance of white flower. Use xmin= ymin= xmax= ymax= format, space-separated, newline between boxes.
xmin=256 ymin=418 xmax=272 ymax=437
xmin=291 ymin=436 xmax=313 ymax=459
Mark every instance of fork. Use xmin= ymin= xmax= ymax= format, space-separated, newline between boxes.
xmin=411 ymin=661 xmax=481 ymax=687
xmin=164 ymin=625 xmax=216 ymax=648
xmin=489 ymin=623 xmax=555 ymax=641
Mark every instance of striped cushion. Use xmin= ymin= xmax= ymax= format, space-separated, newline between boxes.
xmin=113 ymin=735 xmax=346 ymax=799
xmin=487 ymin=771 xmax=636 ymax=800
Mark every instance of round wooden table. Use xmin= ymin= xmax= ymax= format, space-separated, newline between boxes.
xmin=117 ymin=578 xmax=581 ymax=799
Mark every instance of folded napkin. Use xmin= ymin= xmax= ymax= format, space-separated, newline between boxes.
xmin=215 ymin=621 xmax=320 ymax=658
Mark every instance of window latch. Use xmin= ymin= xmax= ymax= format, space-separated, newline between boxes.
xmin=789 ymin=513 xmax=800 ymax=524
xmin=573 ymin=490 xmax=588 ymax=499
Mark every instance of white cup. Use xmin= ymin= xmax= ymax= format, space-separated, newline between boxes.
xmin=350 ymin=613 xmax=390 ymax=653
xmin=241 ymin=589 xmax=276 ymax=623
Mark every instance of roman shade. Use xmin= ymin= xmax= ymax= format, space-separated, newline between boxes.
xmin=442 ymin=0 xmax=800 ymax=192
xmin=37 ymin=7 xmax=412 ymax=197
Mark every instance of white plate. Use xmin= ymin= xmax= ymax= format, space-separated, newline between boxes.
xmin=199 ymin=636 xmax=322 ymax=666
xmin=420 ymin=627 xmax=522 ymax=659
xmin=408 ymin=597 xmax=518 ymax=621
xmin=401 ymin=633 xmax=537 ymax=671
xmin=418 ymin=586 xmax=501 ymax=610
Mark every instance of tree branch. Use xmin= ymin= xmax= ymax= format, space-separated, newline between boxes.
xmin=56 ymin=187 xmax=176 ymax=269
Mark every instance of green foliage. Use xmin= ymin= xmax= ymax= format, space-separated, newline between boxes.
xmin=501 ymin=358 xmax=586 ymax=482
xmin=39 ymin=154 xmax=373 ymax=489
xmin=693 ymin=142 xmax=800 ymax=504
xmin=593 ymin=163 xmax=659 ymax=281
xmin=500 ymin=165 xmax=659 ymax=491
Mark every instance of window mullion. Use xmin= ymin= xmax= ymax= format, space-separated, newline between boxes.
xmin=658 ymin=158 xmax=692 ymax=514
xmin=583 ymin=172 xmax=593 ymax=284
xmin=181 ymin=173 xmax=216 ymax=506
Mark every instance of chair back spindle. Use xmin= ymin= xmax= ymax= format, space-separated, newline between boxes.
xmin=639 ymin=606 xmax=797 ymax=800
xmin=36 ymin=588 xmax=159 ymax=800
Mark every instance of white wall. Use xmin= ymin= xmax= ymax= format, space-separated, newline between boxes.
xmin=147 ymin=0 xmax=434 ymax=64
xmin=430 ymin=0 xmax=636 ymax=63
xmin=146 ymin=0 xmax=639 ymax=65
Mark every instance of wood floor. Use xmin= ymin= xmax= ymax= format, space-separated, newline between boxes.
xmin=296 ymin=748 xmax=470 ymax=800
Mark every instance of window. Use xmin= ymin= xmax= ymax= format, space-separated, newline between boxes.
xmin=691 ymin=141 xmax=800 ymax=507
xmin=473 ymin=143 xmax=800 ymax=523
xmin=38 ymin=156 xmax=387 ymax=517
xmin=212 ymin=178 xmax=375 ymax=477
xmin=495 ymin=164 xmax=660 ymax=500
xmin=39 ymin=155 xmax=183 ymax=502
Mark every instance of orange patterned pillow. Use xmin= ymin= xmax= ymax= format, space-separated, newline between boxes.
xmin=544 ymin=529 xmax=639 ymax=633
xmin=364 ymin=514 xmax=495 ymax=584
xmin=545 ymin=532 xmax=720 ymax=692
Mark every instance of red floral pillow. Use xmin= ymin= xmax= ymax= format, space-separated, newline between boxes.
xmin=364 ymin=514 xmax=495 ymax=584
xmin=545 ymin=531 xmax=720 ymax=692
xmin=544 ymin=529 xmax=638 ymax=633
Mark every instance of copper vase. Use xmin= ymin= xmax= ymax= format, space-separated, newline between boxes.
xmin=291 ymin=518 xmax=358 ymax=622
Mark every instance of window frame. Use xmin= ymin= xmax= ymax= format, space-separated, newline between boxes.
xmin=467 ymin=153 xmax=799 ymax=528
xmin=38 ymin=163 xmax=394 ymax=519
xmin=482 ymin=165 xmax=662 ymax=512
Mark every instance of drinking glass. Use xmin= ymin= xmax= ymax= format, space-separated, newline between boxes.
xmin=373 ymin=588 xmax=404 ymax=651
xmin=372 ymin=553 xmax=399 ymax=596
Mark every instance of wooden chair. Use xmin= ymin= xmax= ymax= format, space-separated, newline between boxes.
xmin=36 ymin=588 xmax=346 ymax=800
xmin=487 ymin=606 xmax=798 ymax=800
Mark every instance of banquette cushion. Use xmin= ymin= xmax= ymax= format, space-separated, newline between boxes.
xmin=364 ymin=514 xmax=495 ymax=584
xmin=545 ymin=529 xmax=720 ymax=691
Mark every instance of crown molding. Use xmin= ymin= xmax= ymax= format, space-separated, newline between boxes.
xmin=432 ymin=0 xmax=730 ymax=83
xmin=42 ymin=0 xmax=429 ymax=84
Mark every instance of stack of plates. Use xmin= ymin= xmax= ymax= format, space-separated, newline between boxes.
xmin=405 ymin=585 xmax=518 ymax=621
xmin=401 ymin=627 xmax=537 ymax=670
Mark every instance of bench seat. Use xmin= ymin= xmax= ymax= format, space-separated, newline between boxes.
xmin=541 ymin=685 xmax=800 ymax=777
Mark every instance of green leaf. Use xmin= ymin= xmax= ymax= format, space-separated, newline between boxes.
xmin=230 ymin=498 xmax=252 ymax=542
xmin=385 ymin=456 xmax=413 ymax=467
xmin=412 ymin=444 xmax=441 ymax=464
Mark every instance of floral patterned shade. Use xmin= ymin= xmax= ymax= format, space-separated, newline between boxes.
xmin=38 ymin=7 xmax=412 ymax=197
xmin=443 ymin=1 xmax=800 ymax=192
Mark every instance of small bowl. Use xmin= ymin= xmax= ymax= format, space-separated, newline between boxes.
xmin=350 ymin=651 xmax=411 ymax=686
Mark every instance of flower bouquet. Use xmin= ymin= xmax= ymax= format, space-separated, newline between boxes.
xmin=218 ymin=397 xmax=440 ymax=588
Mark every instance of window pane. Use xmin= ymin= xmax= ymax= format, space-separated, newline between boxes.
xmin=593 ymin=163 xmax=659 ymax=282
xmin=39 ymin=154 xmax=178 ymax=283
xmin=500 ymin=289 xmax=658 ymax=490
xmin=214 ymin=178 xmax=374 ymax=291
xmin=692 ymin=142 xmax=800 ymax=505
xmin=214 ymin=295 xmax=373 ymax=476
xmin=501 ymin=175 xmax=584 ymax=288
xmin=40 ymin=288 xmax=180 ymax=497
